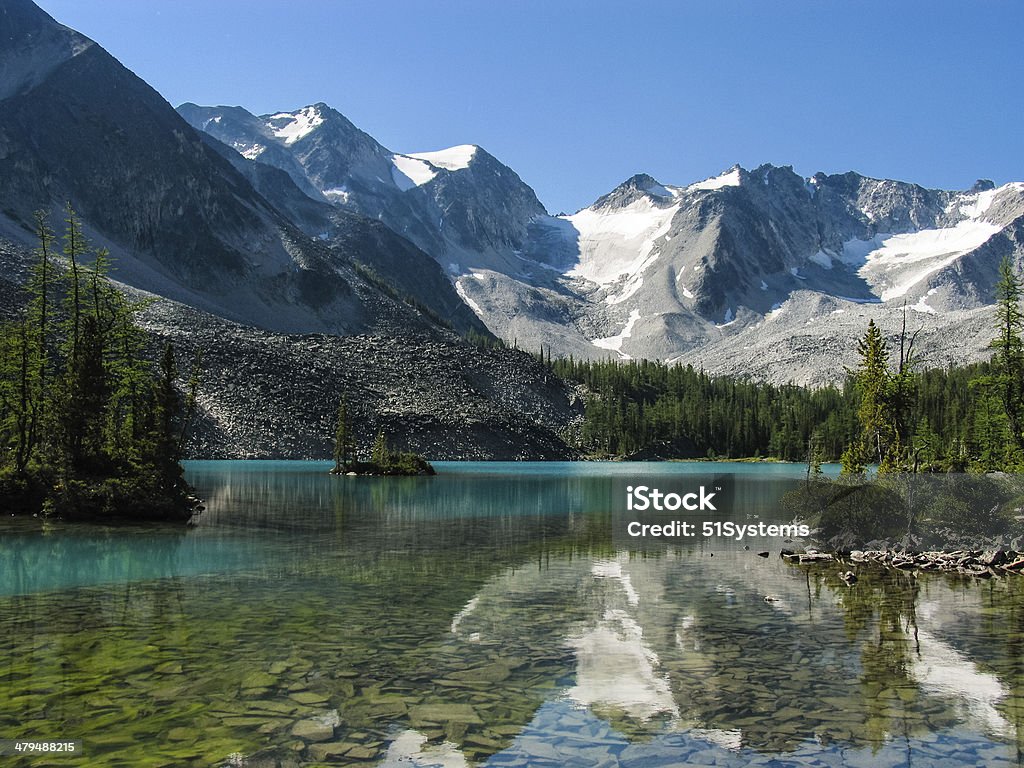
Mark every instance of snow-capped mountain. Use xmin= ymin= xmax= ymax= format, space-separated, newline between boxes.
xmin=178 ymin=103 xmax=547 ymax=275
xmin=180 ymin=100 xmax=1024 ymax=381
xmin=455 ymin=165 xmax=1024 ymax=379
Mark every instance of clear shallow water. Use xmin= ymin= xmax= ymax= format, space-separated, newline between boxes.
xmin=0 ymin=461 xmax=1021 ymax=767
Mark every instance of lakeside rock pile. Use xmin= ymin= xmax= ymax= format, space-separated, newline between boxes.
xmin=849 ymin=548 xmax=1024 ymax=577
xmin=783 ymin=548 xmax=1024 ymax=578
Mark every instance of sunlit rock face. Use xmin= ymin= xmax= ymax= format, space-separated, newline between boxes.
xmin=509 ymin=170 xmax=1024 ymax=379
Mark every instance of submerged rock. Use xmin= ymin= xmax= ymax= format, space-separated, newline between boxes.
xmin=290 ymin=710 xmax=339 ymax=742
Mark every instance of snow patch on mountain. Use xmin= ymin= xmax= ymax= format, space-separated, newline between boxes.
xmin=606 ymin=271 xmax=648 ymax=305
xmin=955 ymin=182 xmax=1024 ymax=222
xmin=642 ymin=181 xmax=674 ymax=198
xmin=241 ymin=144 xmax=266 ymax=160
xmin=266 ymin=106 xmax=324 ymax=145
xmin=407 ymin=145 xmax=477 ymax=171
xmin=566 ymin=198 xmax=678 ymax=286
xmin=323 ymin=187 xmax=351 ymax=204
xmin=959 ymin=187 xmax=1001 ymax=219
xmin=688 ymin=168 xmax=741 ymax=192
xmin=808 ymin=250 xmax=833 ymax=269
xmin=592 ymin=310 xmax=641 ymax=359
xmin=455 ymin=278 xmax=483 ymax=316
xmin=391 ymin=154 xmax=437 ymax=190
xmin=910 ymin=289 xmax=939 ymax=315
xmin=850 ymin=219 xmax=1001 ymax=300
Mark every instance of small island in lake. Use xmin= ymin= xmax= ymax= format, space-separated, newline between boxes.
xmin=329 ymin=397 xmax=435 ymax=476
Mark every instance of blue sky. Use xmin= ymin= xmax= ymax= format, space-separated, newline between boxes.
xmin=38 ymin=0 xmax=1024 ymax=214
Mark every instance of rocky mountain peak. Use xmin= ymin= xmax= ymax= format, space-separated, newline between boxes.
xmin=589 ymin=173 xmax=675 ymax=212
xmin=0 ymin=0 xmax=94 ymax=102
xmin=684 ymin=165 xmax=744 ymax=194
xmin=261 ymin=103 xmax=332 ymax=145
xmin=181 ymin=101 xmax=548 ymax=274
xmin=156 ymin=45 xmax=1024 ymax=380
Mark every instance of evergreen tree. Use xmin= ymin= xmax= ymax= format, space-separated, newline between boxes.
xmin=332 ymin=396 xmax=354 ymax=473
xmin=969 ymin=379 xmax=1014 ymax=469
xmin=983 ymin=256 xmax=1024 ymax=455
xmin=24 ymin=211 xmax=57 ymax=466
xmin=151 ymin=343 xmax=185 ymax=491
xmin=911 ymin=416 xmax=940 ymax=471
xmin=62 ymin=203 xmax=85 ymax=368
xmin=842 ymin=320 xmax=901 ymax=474
xmin=806 ymin=428 xmax=824 ymax=479
xmin=0 ymin=207 xmax=199 ymax=520
xmin=371 ymin=430 xmax=389 ymax=466
xmin=0 ymin=318 xmax=35 ymax=474
xmin=63 ymin=314 xmax=109 ymax=471
xmin=890 ymin=308 xmax=920 ymax=453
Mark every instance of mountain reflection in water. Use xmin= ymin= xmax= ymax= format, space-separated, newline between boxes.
xmin=0 ymin=461 xmax=1021 ymax=767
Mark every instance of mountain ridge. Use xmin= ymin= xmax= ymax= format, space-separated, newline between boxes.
xmin=472 ymin=164 xmax=1024 ymax=371
xmin=184 ymin=94 xmax=1024 ymax=372
xmin=0 ymin=2 xmax=495 ymax=341
xmin=177 ymin=101 xmax=549 ymax=280
xmin=6 ymin=0 xmax=1024 ymax=392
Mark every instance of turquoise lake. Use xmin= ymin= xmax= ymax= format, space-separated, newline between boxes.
xmin=0 ymin=461 xmax=1022 ymax=767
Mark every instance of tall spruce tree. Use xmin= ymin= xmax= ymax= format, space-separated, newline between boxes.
xmin=0 ymin=318 xmax=35 ymax=474
xmin=25 ymin=211 xmax=56 ymax=467
xmin=151 ymin=343 xmax=184 ymax=489
xmin=64 ymin=314 xmax=109 ymax=471
xmin=986 ymin=256 xmax=1024 ymax=455
xmin=332 ymin=396 xmax=354 ymax=473
xmin=842 ymin=320 xmax=902 ymax=474
xmin=371 ymin=430 xmax=389 ymax=467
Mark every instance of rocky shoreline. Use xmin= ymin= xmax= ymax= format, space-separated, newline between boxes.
xmin=782 ymin=547 xmax=1024 ymax=578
